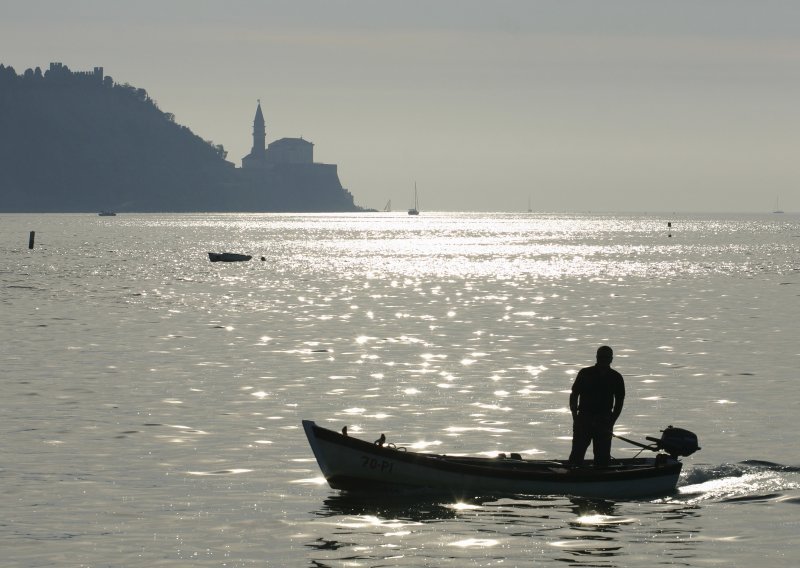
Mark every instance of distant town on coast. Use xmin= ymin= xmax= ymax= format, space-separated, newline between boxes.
xmin=0 ymin=62 xmax=368 ymax=212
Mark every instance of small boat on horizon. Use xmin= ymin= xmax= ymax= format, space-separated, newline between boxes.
xmin=773 ymin=196 xmax=784 ymax=214
xmin=408 ymin=183 xmax=420 ymax=215
xmin=98 ymin=211 xmax=116 ymax=216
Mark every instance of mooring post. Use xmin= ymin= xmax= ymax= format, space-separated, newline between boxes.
xmin=667 ymin=222 xmax=672 ymax=238
xmin=28 ymin=231 xmax=35 ymax=249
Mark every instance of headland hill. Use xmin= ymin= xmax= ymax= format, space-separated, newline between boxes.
xmin=0 ymin=62 xmax=369 ymax=212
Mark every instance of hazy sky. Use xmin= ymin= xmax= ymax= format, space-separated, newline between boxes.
xmin=2 ymin=0 xmax=799 ymax=212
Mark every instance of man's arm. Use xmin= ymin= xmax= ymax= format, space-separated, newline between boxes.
xmin=569 ymin=371 xmax=584 ymax=419
xmin=611 ymin=396 xmax=624 ymax=423
xmin=611 ymin=374 xmax=625 ymax=423
xmin=569 ymin=390 xmax=579 ymax=419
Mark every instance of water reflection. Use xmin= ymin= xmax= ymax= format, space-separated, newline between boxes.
xmin=567 ymin=496 xmax=618 ymax=519
xmin=315 ymin=493 xmax=463 ymax=522
xmin=307 ymin=492 xmax=706 ymax=567
xmin=7 ymin=213 xmax=798 ymax=567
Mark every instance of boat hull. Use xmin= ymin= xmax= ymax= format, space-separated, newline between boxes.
xmin=303 ymin=420 xmax=682 ymax=499
xmin=208 ymin=252 xmax=252 ymax=262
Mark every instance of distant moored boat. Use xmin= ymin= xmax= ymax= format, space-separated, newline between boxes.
xmin=208 ymin=252 xmax=252 ymax=262
xmin=98 ymin=211 xmax=116 ymax=216
xmin=408 ymin=182 xmax=420 ymax=215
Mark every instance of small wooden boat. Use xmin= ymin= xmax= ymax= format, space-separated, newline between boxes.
xmin=208 ymin=252 xmax=252 ymax=262
xmin=302 ymin=420 xmax=699 ymax=499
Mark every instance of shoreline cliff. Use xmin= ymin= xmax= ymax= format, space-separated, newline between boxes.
xmin=0 ymin=63 xmax=367 ymax=213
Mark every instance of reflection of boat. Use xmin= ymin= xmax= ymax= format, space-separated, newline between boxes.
xmin=319 ymin=492 xmax=462 ymax=521
xmin=303 ymin=420 xmax=699 ymax=499
xmin=98 ymin=211 xmax=116 ymax=216
xmin=408 ymin=183 xmax=419 ymax=215
xmin=208 ymin=252 xmax=252 ymax=262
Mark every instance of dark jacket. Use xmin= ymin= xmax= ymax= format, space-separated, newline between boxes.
xmin=569 ymin=364 xmax=625 ymax=420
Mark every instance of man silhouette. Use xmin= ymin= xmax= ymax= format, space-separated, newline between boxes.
xmin=568 ymin=345 xmax=625 ymax=467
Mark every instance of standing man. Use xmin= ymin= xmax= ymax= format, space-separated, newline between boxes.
xmin=568 ymin=345 xmax=625 ymax=468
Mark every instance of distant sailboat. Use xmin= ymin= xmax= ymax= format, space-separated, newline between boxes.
xmin=527 ymin=195 xmax=532 ymax=213
xmin=773 ymin=196 xmax=784 ymax=214
xmin=384 ymin=199 xmax=392 ymax=212
xmin=408 ymin=183 xmax=420 ymax=215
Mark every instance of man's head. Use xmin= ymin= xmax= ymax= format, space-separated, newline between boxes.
xmin=596 ymin=345 xmax=613 ymax=365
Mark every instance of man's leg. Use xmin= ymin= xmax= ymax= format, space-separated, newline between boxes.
xmin=591 ymin=415 xmax=613 ymax=467
xmin=568 ymin=414 xmax=592 ymax=466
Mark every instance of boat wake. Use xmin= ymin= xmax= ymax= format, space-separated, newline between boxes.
xmin=674 ymin=460 xmax=800 ymax=503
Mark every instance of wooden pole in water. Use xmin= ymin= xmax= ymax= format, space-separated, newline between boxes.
xmin=667 ymin=222 xmax=672 ymax=238
xmin=28 ymin=231 xmax=35 ymax=249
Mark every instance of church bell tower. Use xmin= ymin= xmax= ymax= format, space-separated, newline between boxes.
xmin=251 ymin=100 xmax=266 ymax=157
xmin=242 ymin=100 xmax=267 ymax=169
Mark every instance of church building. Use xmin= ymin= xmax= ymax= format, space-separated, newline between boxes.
xmin=241 ymin=101 xmax=314 ymax=169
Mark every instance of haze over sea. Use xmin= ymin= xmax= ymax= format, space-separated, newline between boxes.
xmin=2 ymin=212 xmax=799 ymax=567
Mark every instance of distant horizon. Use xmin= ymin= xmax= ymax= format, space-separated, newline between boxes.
xmin=2 ymin=209 xmax=794 ymax=216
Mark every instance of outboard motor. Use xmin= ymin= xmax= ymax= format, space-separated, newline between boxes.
xmin=648 ymin=426 xmax=700 ymax=458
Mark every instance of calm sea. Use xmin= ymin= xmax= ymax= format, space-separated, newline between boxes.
xmin=2 ymin=212 xmax=799 ymax=567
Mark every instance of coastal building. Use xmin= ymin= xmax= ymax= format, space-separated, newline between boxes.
xmin=241 ymin=101 xmax=314 ymax=169
xmin=233 ymin=99 xmax=358 ymax=210
xmin=46 ymin=62 xmax=104 ymax=83
xmin=266 ymin=137 xmax=313 ymax=164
